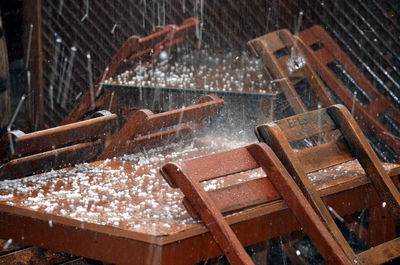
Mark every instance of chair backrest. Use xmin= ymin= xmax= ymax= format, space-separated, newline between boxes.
xmin=62 ymin=18 xmax=199 ymax=125
xmin=256 ymin=104 xmax=400 ymax=264
xmin=0 ymin=111 xmax=117 ymax=179
xmin=257 ymin=105 xmax=354 ymax=174
xmin=296 ymin=25 xmax=400 ymax=161
xmin=98 ymin=94 xmax=224 ymax=159
xmin=161 ymin=142 xmax=352 ymax=265
xmin=248 ymin=29 xmax=334 ymax=115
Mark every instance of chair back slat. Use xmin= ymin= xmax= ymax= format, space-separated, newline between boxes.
xmin=99 ymin=95 xmax=223 ymax=159
xmin=297 ymin=139 xmax=353 ymax=174
xmin=0 ymin=113 xmax=116 ymax=163
xmin=161 ymin=142 xmax=354 ymax=265
xmin=297 ymin=25 xmax=400 ymax=158
xmin=266 ymin=108 xmax=337 ymax=142
xmin=313 ymin=48 xmax=335 ymax=65
xmin=248 ymin=29 xmax=335 ymax=115
xmin=138 ymin=95 xmax=223 ymax=135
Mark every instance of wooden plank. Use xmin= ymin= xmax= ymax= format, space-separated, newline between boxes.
xmin=1 ymin=114 xmax=116 ymax=162
xmin=138 ymin=95 xmax=224 ymax=135
xmin=99 ymin=95 xmax=223 ymax=160
xmin=296 ymin=139 xmax=353 ymax=174
xmin=328 ymin=104 xmax=400 ymax=222
xmin=163 ymin=163 xmax=255 ymax=265
xmin=365 ymin=97 xmax=390 ymax=117
xmin=258 ymin=117 xmax=362 ymax=263
xmin=162 ymin=147 xmax=259 ymax=187
xmin=256 ymin=31 xmax=286 ymax=53
xmin=23 ymin=0 xmax=44 ymax=130
xmin=208 ymin=177 xmax=279 ymax=216
xmin=258 ymin=108 xmax=336 ymax=143
xmin=248 ymin=30 xmax=308 ymax=114
xmin=248 ymin=143 xmax=353 ymax=265
xmin=310 ymin=25 xmax=383 ymax=101
xmin=313 ymin=48 xmax=335 ymax=65
xmin=297 ymin=27 xmax=319 ymax=46
xmin=295 ymin=33 xmax=400 ymax=155
xmin=357 ymin=237 xmax=400 ymax=265
xmin=0 ymin=140 xmax=103 ymax=179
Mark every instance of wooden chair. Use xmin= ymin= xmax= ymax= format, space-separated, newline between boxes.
xmin=256 ymin=104 xmax=400 ymax=264
xmin=98 ymin=94 xmax=224 ymax=159
xmin=247 ymin=29 xmax=334 ymax=115
xmin=296 ymin=25 xmax=400 ymax=161
xmin=0 ymin=111 xmax=117 ymax=179
xmin=161 ymin=142 xmax=357 ymax=265
xmin=62 ymin=18 xmax=199 ymax=125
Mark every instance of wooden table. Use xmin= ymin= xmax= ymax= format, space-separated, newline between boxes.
xmin=0 ymin=137 xmax=399 ymax=264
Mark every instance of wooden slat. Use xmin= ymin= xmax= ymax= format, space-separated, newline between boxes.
xmin=111 ymin=123 xmax=201 ymax=158
xmin=1 ymin=114 xmax=116 ymax=162
xmin=162 ymin=161 xmax=255 ymax=265
xmin=297 ymin=27 xmax=319 ymax=46
xmin=247 ymin=143 xmax=353 ymax=265
xmin=208 ymin=177 xmax=277 ymax=215
xmin=99 ymin=95 xmax=224 ymax=160
xmin=296 ymin=139 xmax=353 ymax=174
xmin=0 ymin=140 xmax=103 ymax=179
xmin=262 ymin=108 xmax=337 ymax=143
xmin=310 ymin=25 xmax=383 ymax=101
xmin=163 ymin=147 xmax=259 ymax=187
xmin=258 ymin=111 xmax=362 ymax=263
xmin=313 ymin=48 xmax=335 ymax=65
xmin=328 ymin=105 xmax=400 ymax=222
xmin=365 ymin=98 xmax=390 ymax=117
xmin=138 ymin=95 xmax=223 ymax=135
xmin=248 ymin=30 xmax=308 ymax=114
xmin=357 ymin=237 xmax=400 ymax=265
xmin=257 ymin=31 xmax=286 ymax=53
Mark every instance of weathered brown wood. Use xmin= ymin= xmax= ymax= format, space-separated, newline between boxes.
xmin=328 ymin=105 xmax=400 ymax=222
xmin=343 ymin=213 xmax=368 ymax=244
xmin=296 ymin=139 xmax=353 ymax=174
xmin=261 ymin=107 xmax=337 ymax=143
xmin=296 ymin=25 xmax=400 ymax=157
xmin=248 ymin=30 xmax=308 ymax=114
xmin=162 ymin=143 xmax=354 ymax=265
xmin=162 ymin=163 xmax=255 ymax=265
xmin=23 ymin=0 xmax=44 ymax=130
xmin=0 ymin=112 xmax=117 ymax=163
xmin=0 ymin=140 xmax=103 ymax=179
xmin=99 ymin=94 xmax=224 ymax=159
xmin=247 ymin=143 xmax=352 ymax=265
xmin=256 ymin=104 xmax=400 ymax=265
xmin=357 ymin=237 xmax=400 ymax=265
xmin=61 ymin=18 xmax=200 ymax=125
xmin=248 ymin=29 xmax=335 ymax=116
xmin=0 ymin=156 xmax=399 ymax=265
